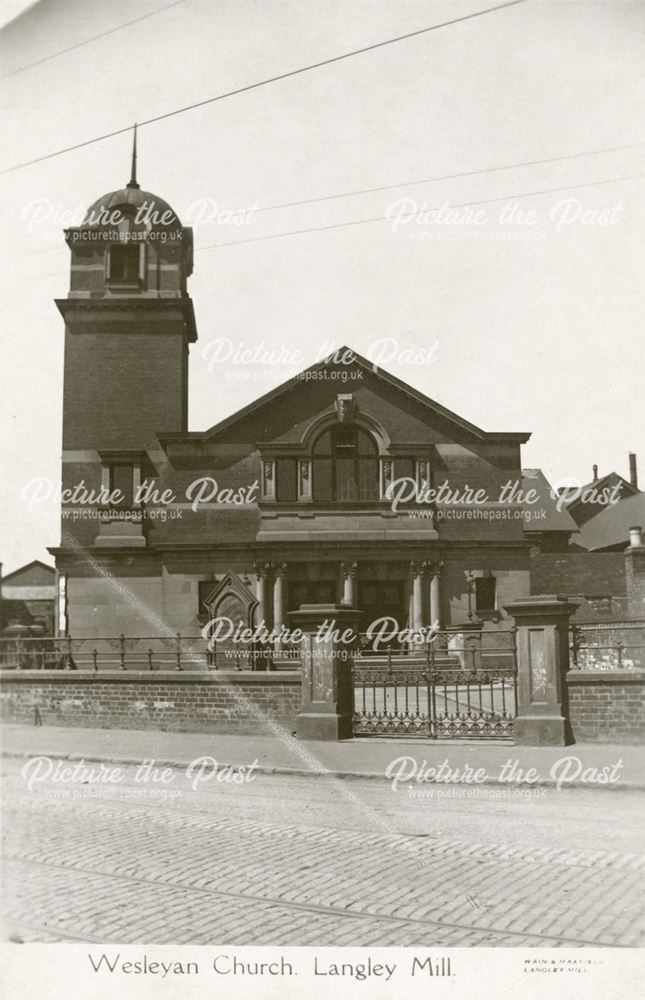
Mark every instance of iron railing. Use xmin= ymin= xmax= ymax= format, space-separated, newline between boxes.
xmin=352 ymin=628 xmax=518 ymax=739
xmin=0 ymin=635 xmax=279 ymax=672
xmin=570 ymin=621 xmax=645 ymax=671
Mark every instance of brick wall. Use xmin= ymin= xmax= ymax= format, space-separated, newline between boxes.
xmin=567 ymin=670 xmax=645 ymax=744
xmin=63 ymin=330 xmax=188 ymax=451
xmin=0 ymin=671 xmax=301 ymax=735
xmin=625 ymin=547 xmax=645 ymax=619
xmin=530 ymin=552 xmax=626 ymax=606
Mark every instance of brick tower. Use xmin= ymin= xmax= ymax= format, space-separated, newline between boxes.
xmin=55 ymin=130 xmax=197 ymax=550
xmin=57 ymin=129 xmax=197 ymax=453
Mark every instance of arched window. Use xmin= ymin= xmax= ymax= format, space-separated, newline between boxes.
xmin=312 ymin=425 xmax=379 ymax=501
xmin=105 ymin=207 xmax=145 ymax=287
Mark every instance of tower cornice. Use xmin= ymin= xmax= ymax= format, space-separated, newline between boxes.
xmin=55 ymin=297 xmax=198 ymax=343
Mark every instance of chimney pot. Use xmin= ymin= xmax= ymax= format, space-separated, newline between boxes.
xmin=629 ymin=526 xmax=643 ymax=549
xmin=592 ymin=464 xmax=598 ymax=480
xmin=629 ymin=452 xmax=638 ymax=490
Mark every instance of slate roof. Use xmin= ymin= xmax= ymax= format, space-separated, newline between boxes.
xmin=576 ymin=492 xmax=645 ymax=551
xmin=521 ymin=469 xmax=579 ymax=533
xmin=1 ymin=559 xmax=55 ymax=585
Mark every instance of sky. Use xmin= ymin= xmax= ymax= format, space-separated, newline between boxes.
xmin=0 ymin=0 xmax=644 ymax=573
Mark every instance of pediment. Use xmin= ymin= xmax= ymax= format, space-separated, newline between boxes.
xmin=159 ymin=347 xmax=530 ymax=452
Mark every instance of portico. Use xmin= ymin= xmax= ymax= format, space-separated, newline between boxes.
xmin=246 ymin=555 xmax=445 ymax=636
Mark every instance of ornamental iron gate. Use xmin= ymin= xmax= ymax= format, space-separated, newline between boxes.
xmin=352 ymin=628 xmax=518 ymax=739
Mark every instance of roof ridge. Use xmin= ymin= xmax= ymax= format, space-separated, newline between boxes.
xmin=179 ymin=346 xmax=530 ymax=444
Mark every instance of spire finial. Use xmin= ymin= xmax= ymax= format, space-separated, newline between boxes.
xmin=127 ymin=123 xmax=139 ymax=189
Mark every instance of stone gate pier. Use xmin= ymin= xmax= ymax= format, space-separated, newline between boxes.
xmin=505 ymin=595 xmax=578 ymax=745
xmin=290 ymin=604 xmax=361 ymax=741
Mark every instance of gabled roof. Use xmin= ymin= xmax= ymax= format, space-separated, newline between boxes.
xmin=160 ymin=347 xmax=531 ymax=444
xmin=522 ymin=469 xmax=579 ymax=533
xmin=1 ymin=559 xmax=55 ymax=584
xmin=577 ymin=492 xmax=645 ymax=551
xmin=562 ymin=471 xmax=640 ymax=527
xmin=566 ymin=471 xmax=638 ymax=504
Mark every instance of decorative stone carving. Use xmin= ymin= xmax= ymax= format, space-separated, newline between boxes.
xmin=262 ymin=459 xmax=276 ymax=501
xmin=335 ymin=394 xmax=355 ymax=423
xmin=381 ymin=458 xmax=393 ymax=500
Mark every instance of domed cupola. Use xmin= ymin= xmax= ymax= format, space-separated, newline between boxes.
xmin=82 ymin=128 xmax=181 ymax=230
xmin=61 ymin=126 xmax=193 ymax=300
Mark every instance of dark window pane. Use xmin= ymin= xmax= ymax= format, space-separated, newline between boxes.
xmin=357 ymin=428 xmax=378 ymax=455
xmin=109 ymin=244 xmax=140 ymax=283
xmin=199 ymin=582 xmax=214 ymax=614
xmin=276 ymin=458 xmax=297 ymax=502
xmin=313 ymin=429 xmax=332 ymax=455
xmin=335 ymin=456 xmax=357 ymax=501
xmin=313 ymin=457 xmax=333 ymax=501
xmin=289 ymin=581 xmax=336 ymax=610
xmin=396 ymin=457 xmax=415 ymax=481
xmin=392 ymin=457 xmax=416 ymax=506
xmin=475 ymin=577 xmax=496 ymax=612
xmin=333 ymin=425 xmax=356 ymax=452
xmin=110 ymin=464 xmax=133 ymax=505
xmin=289 ymin=583 xmax=308 ymax=610
xmin=358 ymin=458 xmax=380 ymax=499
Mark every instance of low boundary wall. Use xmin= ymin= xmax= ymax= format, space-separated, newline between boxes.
xmin=0 ymin=670 xmax=302 ymax=735
xmin=3 ymin=668 xmax=644 ymax=744
xmin=567 ymin=669 xmax=645 ymax=744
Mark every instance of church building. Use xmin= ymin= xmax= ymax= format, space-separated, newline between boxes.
xmin=50 ymin=149 xmax=574 ymax=662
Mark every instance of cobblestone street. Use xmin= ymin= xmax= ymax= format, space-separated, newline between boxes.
xmin=2 ymin=756 xmax=644 ymax=947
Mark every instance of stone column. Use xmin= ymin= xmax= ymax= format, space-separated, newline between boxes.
xmin=411 ymin=561 xmax=425 ymax=631
xmin=273 ymin=563 xmax=286 ymax=648
xmin=252 ymin=562 xmax=271 ymax=670
xmin=291 ymin=603 xmax=362 ymax=741
xmin=504 ymin=594 xmax=579 ymax=746
xmin=429 ymin=566 xmax=442 ymax=629
xmin=340 ymin=562 xmax=357 ymax=606
xmin=253 ymin=562 xmax=268 ymax=626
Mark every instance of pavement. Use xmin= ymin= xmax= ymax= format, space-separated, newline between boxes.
xmin=1 ymin=722 xmax=644 ymax=789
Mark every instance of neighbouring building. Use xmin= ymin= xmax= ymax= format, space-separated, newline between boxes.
xmin=565 ymin=455 xmax=639 ymax=528
xmin=529 ymin=460 xmax=644 ymax=620
xmin=0 ymin=560 xmax=56 ymax=635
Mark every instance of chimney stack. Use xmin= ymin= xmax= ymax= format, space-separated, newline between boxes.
xmin=592 ymin=464 xmax=598 ymax=480
xmin=625 ymin=526 xmax=645 ymax=618
xmin=629 ymin=452 xmax=638 ymax=490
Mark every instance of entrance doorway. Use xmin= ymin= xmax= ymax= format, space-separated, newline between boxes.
xmin=289 ymin=580 xmax=337 ymax=609
xmin=357 ymin=579 xmax=406 ymax=650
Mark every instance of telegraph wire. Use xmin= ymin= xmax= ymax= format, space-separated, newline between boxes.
xmin=19 ymin=136 xmax=645 ymax=259
xmin=23 ymin=168 xmax=644 ymax=279
xmin=196 ymin=171 xmax=645 ymax=251
xmin=255 ymin=141 xmax=645 ymax=215
xmin=1 ymin=0 xmax=528 ymax=173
